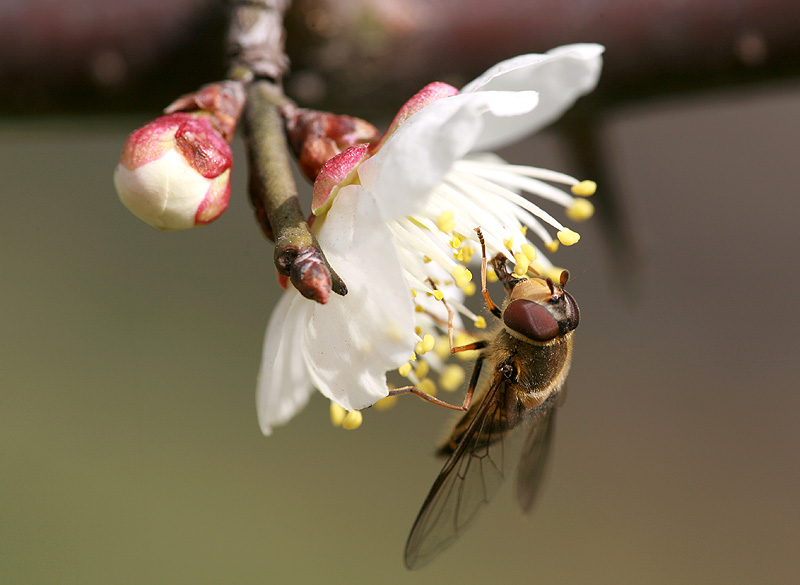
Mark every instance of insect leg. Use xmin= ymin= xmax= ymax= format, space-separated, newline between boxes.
xmin=425 ymin=277 xmax=488 ymax=355
xmin=474 ymin=227 xmax=502 ymax=319
xmin=388 ymin=354 xmax=485 ymax=412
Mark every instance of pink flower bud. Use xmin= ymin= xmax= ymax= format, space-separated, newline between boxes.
xmin=114 ymin=113 xmax=232 ymax=231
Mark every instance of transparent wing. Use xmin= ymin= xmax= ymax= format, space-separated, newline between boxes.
xmin=515 ymin=395 xmax=559 ymax=513
xmin=404 ymin=377 xmax=512 ymax=570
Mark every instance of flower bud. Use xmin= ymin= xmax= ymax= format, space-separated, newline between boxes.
xmin=114 ymin=112 xmax=232 ymax=231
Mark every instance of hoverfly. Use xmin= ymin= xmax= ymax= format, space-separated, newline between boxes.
xmin=391 ymin=228 xmax=580 ymax=570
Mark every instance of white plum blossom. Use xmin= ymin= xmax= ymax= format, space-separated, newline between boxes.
xmin=114 ymin=112 xmax=232 ymax=231
xmin=257 ymin=43 xmax=604 ymax=435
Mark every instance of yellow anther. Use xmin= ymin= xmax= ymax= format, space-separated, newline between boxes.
xmin=342 ymin=410 xmax=363 ymax=430
xmin=454 ymin=333 xmax=480 ymax=361
xmin=436 ymin=211 xmax=456 ymax=233
xmin=433 ymin=290 xmax=444 ymax=301
xmin=409 ymin=352 xmax=417 ymax=361
xmin=411 ymin=289 xmax=417 ymax=298
xmin=414 ymin=360 xmax=430 ymax=379
xmin=440 ymin=364 xmax=466 ymax=392
xmin=520 ymin=225 xmax=528 ymax=236
xmin=398 ymin=362 xmax=412 ymax=377
xmin=463 ymin=282 xmax=477 ymax=296
xmin=545 ymin=240 xmax=560 ymax=253
xmin=415 ymin=340 xmax=425 ymax=355
xmin=474 ymin=316 xmax=487 ymax=329
xmin=374 ymin=395 xmax=398 ymax=411
xmin=452 ymin=266 xmax=473 ymax=289
xmin=422 ymin=334 xmax=435 ymax=353
xmin=418 ymin=378 xmax=437 ymax=397
xmin=414 ymin=326 xmax=422 ymax=335
xmin=423 ymin=256 xmax=431 ymax=263
xmin=566 ymin=198 xmax=595 ymax=222
xmin=557 ymin=228 xmax=581 ymax=246
xmin=415 ymin=304 xmax=425 ymax=313
xmin=330 ymin=402 xmax=346 ymax=427
xmin=434 ymin=336 xmax=451 ymax=360
xmin=454 ymin=247 xmax=474 ymax=263
xmin=450 ymin=236 xmax=462 ymax=249
xmin=544 ymin=266 xmax=566 ymax=282
xmin=521 ymin=243 xmax=537 ymax=261
xmin=503 ymin=237 xmax=515 ymax=250
xmin=487 ymin=269 xmax=499 ymax=283
xmin=571 ymin=180 xmax=597 ymax=196
xmin=513 ymin=252 xmax=529 ymax=277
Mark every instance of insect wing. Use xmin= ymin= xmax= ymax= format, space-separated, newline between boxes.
xmin=404 ymin=377 xmax=510 ymax=570
xmin=516 ymin=394 xmax=559 ymax=513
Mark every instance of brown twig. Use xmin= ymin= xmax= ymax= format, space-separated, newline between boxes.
xmin=227 ymin=0 xmax=346 ymax=303
xmin=243 ymin=80 xmax=346 ymax=302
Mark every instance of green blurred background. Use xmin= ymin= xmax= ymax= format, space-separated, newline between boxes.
xmin=2 ymin=83 xmax=800 ymax=584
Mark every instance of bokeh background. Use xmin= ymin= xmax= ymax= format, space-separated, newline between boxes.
xmin=2 ymin=2 xmax=800 ymax=584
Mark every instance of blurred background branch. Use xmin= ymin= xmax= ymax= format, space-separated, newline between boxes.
xmin=2 ymin=0 xmax=799 ymax=116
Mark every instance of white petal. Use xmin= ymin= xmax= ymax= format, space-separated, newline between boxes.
xmin=461 ymin=43 xmax=604 ymax=151
xmin=358 ymin=90 xmax=539 ymax=220
xmin=304 ymin=186 xmax=417 ymax=410
xmin=256 ymin=290 xmax=315 ymax=435
xmin=114 ymin=149 xmax=211 ymax=231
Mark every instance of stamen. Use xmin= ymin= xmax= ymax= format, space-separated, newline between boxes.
xmin=434 ymin=336 xmax=450 ymax=360
xmin=474 ymin=316 xmax=487 ymax=329
xmin=342 ymin=410 xmax=363 ymax=430
xmin=454 ymin=333 xmax=481 ymax=361
xmin=545 ymin=240 xmax=559 ymax=253
xmin=514 ymin=252 xmax=530 ymax=276
xmin=452 ymin=266 xmax=473 ymax=289
xmin=464 ymin=165 xmax=575 ymax=207
xmin=415 ymin=336 xmax=435 ymax=355
xmin=415 ymin=360 xmax=430 ymax=379
xmin=566 ymin=199 xmax=594 ymax=221
xmin=454 ymin=246 xmax=474 ymax=263
xmin=374 ymin=395 xmax=398 ymax=411
xmin=521 ymin=243 xmax=537 ymax=261
xmin=440 ymin=364 xmax=466 ymax=392
xmin=398 ymin=362 xmax=412 ymax=377
xmin=463 ymin=282 xmax=477 ymax=296
xmin=436 ymin=211 xmax=456 ymax=232
xmin=571 ymin=180 xmax=597 ymax=196
xmin=557 ymin=228 xmax=581 ymax=246
xmin=543 ymin=266 xmax=566 ymax=282
xmin=418 ymin=378 xmax=437 ymax=396
xmin=456 ymin=159 xmax=581 ymax=187
xmin=330 ymin=402 xmax=346 ymax=426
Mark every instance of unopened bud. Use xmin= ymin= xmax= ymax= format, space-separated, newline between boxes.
xmin=114 ymin=112 xmax=232 ymax=231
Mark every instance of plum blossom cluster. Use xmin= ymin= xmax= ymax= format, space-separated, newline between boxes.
xmin=257 ymin=44 xmax=604 ymax=435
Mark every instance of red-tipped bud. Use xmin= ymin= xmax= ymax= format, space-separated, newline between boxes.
xmin=114 ymin=112 xmax=233 ymax=231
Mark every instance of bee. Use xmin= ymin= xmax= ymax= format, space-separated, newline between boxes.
xmin=394 ymin=228 xmax=580 ymax=570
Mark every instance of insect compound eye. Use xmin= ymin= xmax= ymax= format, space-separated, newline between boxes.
xmin=503 ymin=299 xmax=560 ymax=341
xmin=564 ymin=291 xmax=580 ymax=331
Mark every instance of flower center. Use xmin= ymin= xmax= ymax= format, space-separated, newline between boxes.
xmin=386 ymin=156 xmax=594 ymax=395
